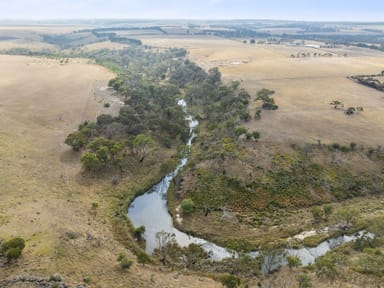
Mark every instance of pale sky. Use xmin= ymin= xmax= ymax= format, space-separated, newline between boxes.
xmin=0 ymin=0 xmax=383 ymax=21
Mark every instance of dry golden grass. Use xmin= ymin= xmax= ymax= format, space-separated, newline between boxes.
xmin=141 ymin=37 xmax=384 ymax=147
xmin=0 ymin=39 xmax=56 ymax=51
xmin=0 ymin=25 xmax=89 ymax=50
xmin=0 ymin=54 xmax=220 ymax=287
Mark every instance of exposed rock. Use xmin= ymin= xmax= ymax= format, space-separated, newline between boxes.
xmin=0 ymin=274 xmax=81 ymax=288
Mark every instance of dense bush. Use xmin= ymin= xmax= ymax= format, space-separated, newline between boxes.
xmin=297 ymin=273 xmax=312 ymax=288
xmin=0 ymin=237 xmax=25 ymax=262
xmin=117 ymin=253 xmax=133 ymax=269
xmin=180 ymin=198 xmax=195 ymax=215
xmin=220 ymin=274 xmax=241 ymax=288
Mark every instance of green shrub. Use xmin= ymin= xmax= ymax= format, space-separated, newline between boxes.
xmin=1 ymin=237 xmax=25 ymax=262
xmin=137 ymin=251 xmax=151 ymax=265
xmin=297 ymin=273 xmax=312 ymax=288
xmin=49 ymin=274 xmax=62 ymax=282
xmin=1 ymin=237 xmax=25 ymax=252
xmin=220 ymin=274 xmax=241 ymax=288
xmin=311 ymin=206 xmax=323 ymax=223
xmin=6 ymin=248 xmax=22 ymax=261
xmin=180 ymin=198 xmax=194 ymax=215
xmin=239 ymin=111 xmax=251 ymax=121
xmin=234 ymin=126 xmax=248 ymax=137
xmin=252 ymin=131 xmax=260 ymax=140
xmin=287 ymin=255 xmax=301 ymax=268
xmin=133 ymin=226 xmax=145 ymax=241
xmin=66 ymin=231 xmax=79 ymax=240
xmin=117 ymin=253 xmax=133 ymax=269
xmin=83 ymin=276 xmax=92 ymax=284
xmin=323 ymin=204 xmax=334 ymax=221
xmin=315 ymin=255 xmax=340 ymax=279
xmin=331 ymin=143 xmax=340 ymax=150
xmin=340 ymin=145 xmax=350 ymax=152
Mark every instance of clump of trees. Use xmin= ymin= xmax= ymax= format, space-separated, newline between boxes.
xmin=350 ymin=72 xmax=384 ymax=92
xmin=80 ymin=137 xmax=124 ymax=171
xmin=65 ymin=46 xmax=194 ymax=173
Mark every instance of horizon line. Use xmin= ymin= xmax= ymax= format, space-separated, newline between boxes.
xmin=0 ymin=18 xmax=384 ymax=24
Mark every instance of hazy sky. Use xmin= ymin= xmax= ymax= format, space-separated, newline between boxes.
xmin=0 ymin=0 xmax=383 ymax=21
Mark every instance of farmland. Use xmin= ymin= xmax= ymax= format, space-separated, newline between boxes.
xmin=1 ymin=20 xmax=384 ymax=287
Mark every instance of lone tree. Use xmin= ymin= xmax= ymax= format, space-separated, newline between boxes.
xmin=132 ymin=134 xmax=155 ymax=162
xmin=65 ymin=131 xmax=87 ymax=152
xmin=336 ymin=207 xmax=360 ymax=230
xmin=133 ymin=226 xmax=146 ymax=242
xmin=254 ymin=109 xmax=261 ymax=120
xmin=329 ymin=100 xmax=344 ymax=109
xmin=256 ymin=89 xmax=278 ymax=110
xmin=156 ymin=231 xmax=176 ymax=266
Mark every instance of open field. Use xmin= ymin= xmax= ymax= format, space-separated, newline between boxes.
xmin=0 ymin=54 xmax=219 ymax=287
xmin=0 ymin=25 xmax=91 ymax=51
xmin=141 ymin=36 xmax=384 ymax=147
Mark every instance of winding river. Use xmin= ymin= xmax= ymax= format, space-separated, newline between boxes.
xmin=128 ymin=100 xmax=233 ymax=260
xmin=127 ymin=99 xmax=372 ymax=268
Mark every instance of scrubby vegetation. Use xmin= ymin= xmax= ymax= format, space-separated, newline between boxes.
xmin=117 ymin=253 xmax=133 ymax=270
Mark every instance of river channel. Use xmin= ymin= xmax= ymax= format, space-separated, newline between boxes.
xmin=127 ymin=99 xmax=372 ymax=269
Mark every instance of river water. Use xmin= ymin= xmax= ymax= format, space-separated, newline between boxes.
xmin=128 ymin=99 xmax=233 ymax=260
xmin=127 ymin=99 xmax=373 ymax=268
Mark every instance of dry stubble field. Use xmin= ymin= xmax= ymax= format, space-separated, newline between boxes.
xmin=141 ymin=36 xmax=384 ymax=147
xmin=0 ymin=53 xmax=219 ymax=287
